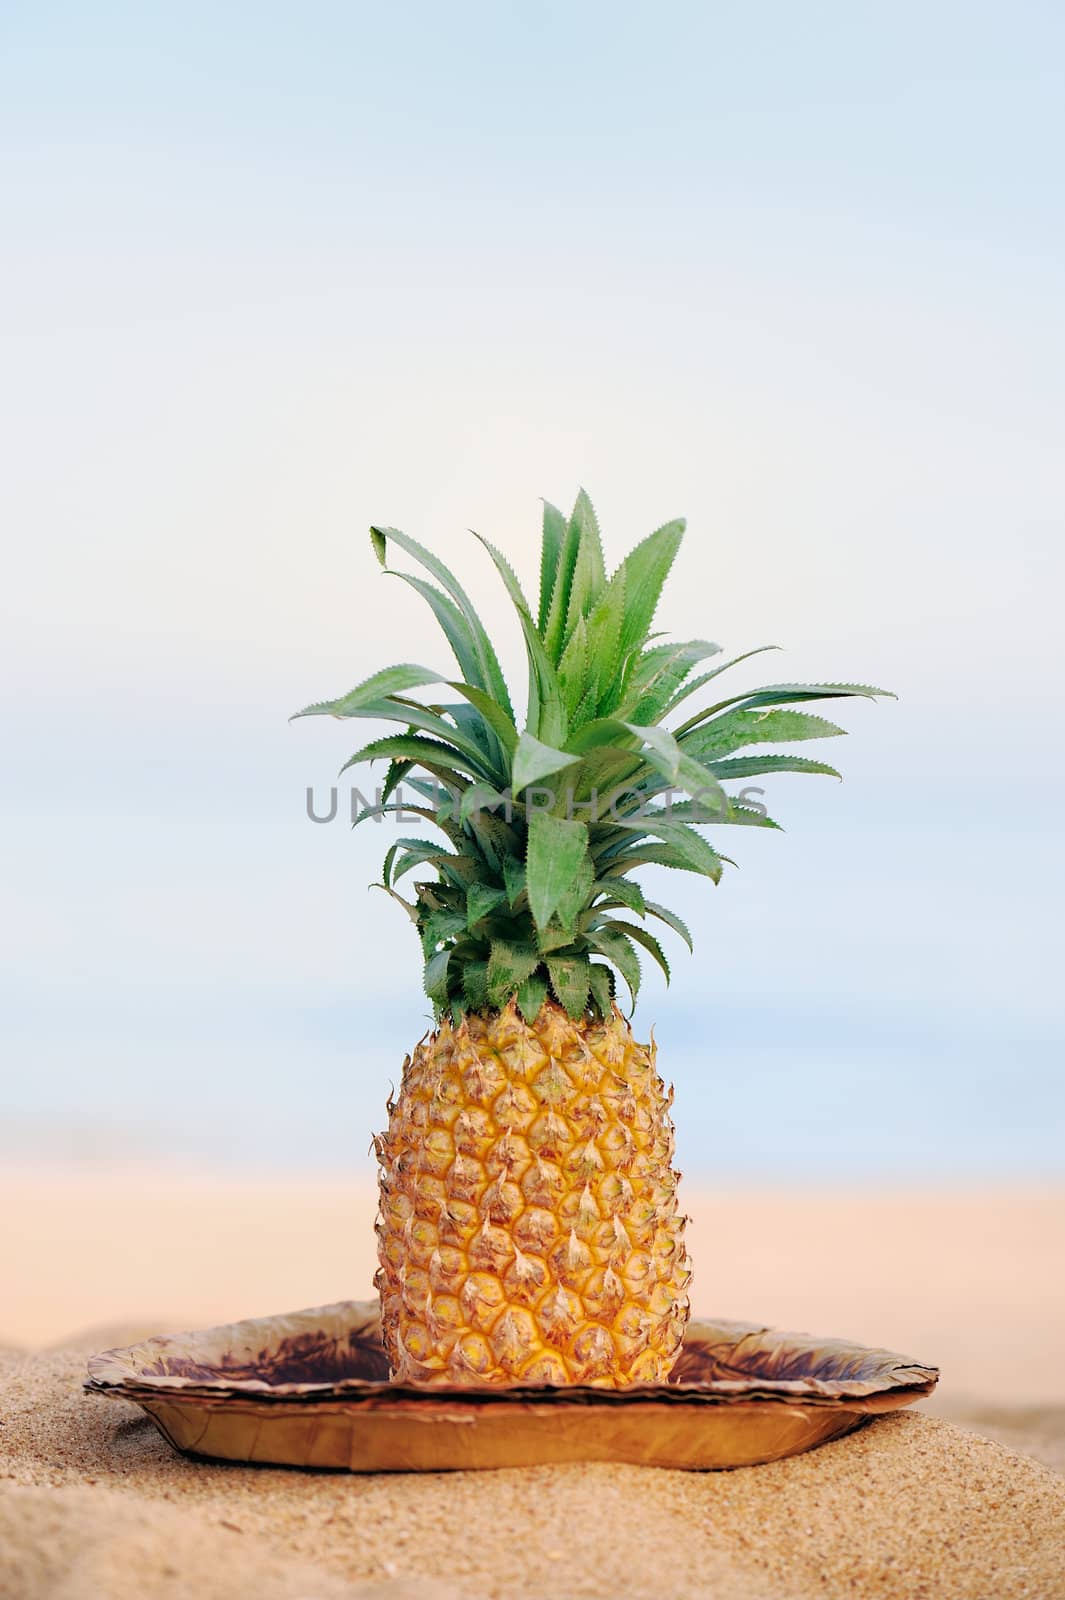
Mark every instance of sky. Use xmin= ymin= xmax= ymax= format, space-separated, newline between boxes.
xmin=1 ymin=1 xmax=1062 ymax=1179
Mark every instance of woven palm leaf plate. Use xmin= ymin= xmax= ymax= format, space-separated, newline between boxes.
xmin=85 ymin=1300 xmax=937 ymax=1472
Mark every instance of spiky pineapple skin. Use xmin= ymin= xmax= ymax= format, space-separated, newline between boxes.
xmin=374 ymin=1000 xmax=690 ymax=1386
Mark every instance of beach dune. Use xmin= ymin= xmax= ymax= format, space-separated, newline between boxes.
xmin=1 ymin=1172 xmax=1063 ymax=1599
xmin=2 ymin=1337 xmax=1063 ymax=1600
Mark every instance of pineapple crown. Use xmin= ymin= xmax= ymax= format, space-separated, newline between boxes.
xmin=293 ymin=491 xmax=892 ymax=1022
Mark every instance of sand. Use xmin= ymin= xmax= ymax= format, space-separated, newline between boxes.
xmin=2 ymin=1174 xmax=1063 ymax=1597
xmin=2 ymin=1333 xmax=1064 ymax=1600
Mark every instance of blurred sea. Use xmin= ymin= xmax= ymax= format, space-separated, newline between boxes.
xmin=2 ymin=800 xmax=1060 ymax=1182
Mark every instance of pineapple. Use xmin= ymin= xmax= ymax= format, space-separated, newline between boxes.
xmin=294 ymin=492 xmax=890 ymax=1386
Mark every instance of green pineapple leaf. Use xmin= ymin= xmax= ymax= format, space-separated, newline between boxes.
xmin=391 ymin=840 xmax=461 ymax=883
xmin=607 ymin=839 xmax=726 ymax=884
xmin=586 ymin=925 xmax=641 ymax=1010
xmin=511 ymin=730 xmax=582 ymax=797
xmin=683 ymin=708 xmax=847 ymax=761
xmin=705 ymin=755 xmax=843 ymax=781
xmin=538 ymin=501 xmax=569 ymax=633
xmin=624 ymin=722 xmax=728 ymax=812
xmin=462 ymin=960 xmax=489 ymax=1010
xmin=676 ymin=681 xmax=894 ymax=737
xmin=592 ymin=876 xmax=647 ymax=916
xmin=330 ymin=697 xmax=502 ymax=777
xmin=423 ymin=907 xmax=468 ymax=947
xmin=352 ymin=800 xmax=445 ymax=831
xmin=447 ymin=682 xmax=520 ymax=756
xmin=372 ymin=881 xmax=420 ymax=924
xmin=516 ymin=972 xmax=549 ymax=1022
xmin=371 ymin=526 xmax=515 ymax=721
xmin=587 ymin=962 xmax=614 ymax=1017
xmin=603 ymin=919 xmax=671 ymax=984
xmin=542 ymin=507 xmax=584 ymax=665
xmin=614 ymin=519 xmax=686 ymax=657
xmin=337 ymin=733 xmax=492 ymax=785
xmin=292 ymin=492 xmax=893 ymax=1018
xmin=503 ymin=857 xmax=527 ymax=909
xmin=665 ymin=797 xmax=782 ymax=829
xmin=553 ymin=850 xmax=595 ymax=934
xmin=290 ymin=663 xmax=444 ymax=721
xmin=423 ymin=947 xmax=452 ymax=1004
xmin=487 ymin=940 xmax=542 ymax=1006
xmin=568 ymin=717 xmax=641 ymax=756
xmin=470 ymin=530 xmax=532 ymax=618
xmin=475 ymin=531 xmax=569 ymax=749
xmin=602 ymin=815 xmax=725 ymax=878
xmin=546 ymin=951 xmax=592 ymax=1019
xmin=380 ymin=758 xmax=413 ymax=806
xmin=557 ymin=613 xmax=591 ymax=721
xmin=661 ymin=645 xmax=781 ymax=716
xmin=563 ymin=489 xmax=607 ymax=638
xmin=381 ymin=572 xmax=488 ymax=706
xmin=621 ymin=640 xmax=722 ymax=722
xmin=467 ymin=884 xmax=507 ymax=930
xmin=643 ymin=899 xmax=693 ymax=951
xmin=459 ymin=783 xmax=511 ymax=825
xmin=526 ymin=812 xmax=590 ymax=933
xmin=582 ymin=571 xmax=627 ymax=718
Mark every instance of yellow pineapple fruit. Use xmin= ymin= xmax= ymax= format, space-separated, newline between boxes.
xmin=295 ymin=491 xmax=890 ymax=1386
xmin=375 ymin=1001 xmax=688 ymax=1385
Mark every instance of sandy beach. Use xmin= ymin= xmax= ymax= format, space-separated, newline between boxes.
xmin=3 ymin=1170 xmax=1062 ymax=1406
xmin=2 ymin=1172 xmax=1063 ymax=1598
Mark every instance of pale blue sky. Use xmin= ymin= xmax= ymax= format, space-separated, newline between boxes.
xmin=1 ymin=2 xmax=1062 ymax=1177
